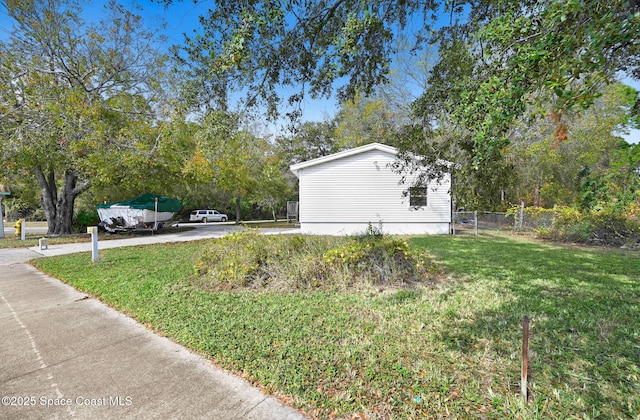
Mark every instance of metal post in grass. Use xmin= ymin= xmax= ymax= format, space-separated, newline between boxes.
xmin=21 ymin=219 xmax=26 ymax=241
xmin=519 ymin=202 xmax=525 ymax=231
xmin=474 ymin=211 xmax=478 ymax=236
xmin=521 ymin=316 xmax=530 ymax=404
xmin=153 ymin=196 xmax=158 ymax=235
xmin=452 ymin=211 xmax=456 ymax=235
xmin=87 ymin=226 xmax=99 ymax=262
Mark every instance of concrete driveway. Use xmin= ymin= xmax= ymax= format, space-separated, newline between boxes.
xmin=25 ymin=223 xmax=243 ymax=257
xmin=0 ymin=225 xmax=305 ymax=419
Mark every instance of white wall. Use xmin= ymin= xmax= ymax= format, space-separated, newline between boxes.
xmin=296 ymin=148 xmax=451 ymax=235
xmin=299 ymin=222 xmax=450 ymax=236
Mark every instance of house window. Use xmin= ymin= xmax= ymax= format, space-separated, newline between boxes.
xmin=409 ymin=186 xmax=427 ymax=207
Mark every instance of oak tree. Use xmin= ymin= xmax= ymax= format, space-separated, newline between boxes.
xmin=164 ymin=0 xmax=639 ymax=166
xmin=0 ymin=0 xmax=169 ymax=234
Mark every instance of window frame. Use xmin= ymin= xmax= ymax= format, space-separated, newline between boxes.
xmin=409 ymin=186 xmax=428 ymax=208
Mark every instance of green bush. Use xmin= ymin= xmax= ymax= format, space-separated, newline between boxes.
xmin=30 ymin=208 xmax=46 ymax=221
xmin=323 ymin=237 xmax=434 ymax=286
xmin=193 ymin=230 xmax=438 ymax=291
xmin=194 ymin=230 xmax=344 ymax=290
xmin=587 ymin=208 xmax=640 ymax=246
xmin=72 ymin=209 xmax=100 ymax=232
xmin=539 ymin=205 xmax=640 ymax=247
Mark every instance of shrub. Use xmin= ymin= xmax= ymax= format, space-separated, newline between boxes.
xmin=30 ymin=208 xmax=47 ymax=221
xmin=323 ymin=237 xmax=434 ymax=286
xmin=539 ymin=205 xmax=640 ymax=247
xmin=193 ymin=230 xmax=438 ymax=291
xmin=587 ymin=208 xmax=640 ymax=247
xmin=507 ymin=205 xmax=558 ymax=230
xmin=194 ymin=230 xmax=344 ymax=290
xmin=547 ymin=207 xmax=590 ymax=242
xmin=72 ymin=209 xmax=100 ymax=232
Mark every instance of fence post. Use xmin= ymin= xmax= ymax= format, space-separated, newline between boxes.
xmin=519 ymin=202 xmax=525 ymax=231
xmin=522 ymin=316 xmax=530 ymax=404
xmin=474 ymin=211 xmax=478 ymax=236
xmin=452 ymin=211 xmax=456 ymax=235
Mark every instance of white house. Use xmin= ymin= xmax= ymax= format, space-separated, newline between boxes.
xmin=289 ymin=143 xmax=452 ymax=235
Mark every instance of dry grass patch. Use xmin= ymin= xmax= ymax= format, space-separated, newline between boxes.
xmin=193 ymin=230 xmax=439 ymax=291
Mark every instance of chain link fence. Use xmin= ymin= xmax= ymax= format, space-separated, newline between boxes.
xmin=452 ymin=208 xmax=556 ymax=235
xmin=452 ymin=211 xmax=514 ymax=235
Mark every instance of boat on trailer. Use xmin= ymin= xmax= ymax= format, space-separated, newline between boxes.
xmin=97 ymin=194 xmax=181 ymax=233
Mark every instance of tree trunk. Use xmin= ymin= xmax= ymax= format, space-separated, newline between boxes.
xmin=35 ymin=167 xmax=89 ymax=235
xmin=533 ymin=181 xmax=540 ymax=207
xmin=235 ymin=196 xmax=241 ymax=224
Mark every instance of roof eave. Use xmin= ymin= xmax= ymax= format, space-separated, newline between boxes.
xmin=289 ymin=142 xmax=397 ymax=175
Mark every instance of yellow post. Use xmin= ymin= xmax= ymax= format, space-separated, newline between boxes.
xmin=14 ymin=219 xmax=22 ymax=237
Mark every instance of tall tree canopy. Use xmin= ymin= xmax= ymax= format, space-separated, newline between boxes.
xmin=183 ymin=110 xmax=289 ymax=223
xmin=167 ymin=0 xmax=422 ymax=118
xmin=165 ymin=0 xmax=639 ymax=163
xmin=506 ymin=83 xmax=638 ymax=207
xmin=425 ymin=1 xmax=639 ymax=162
xmin=0 ymin=0 xmax=170 ymax=234
xmin=334 ymin=93 xmax=401 ymax=149
xmin=276 ymin=120 xmax=339 ymax=165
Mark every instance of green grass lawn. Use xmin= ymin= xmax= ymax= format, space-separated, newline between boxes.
xmin=31 ymin=233 xmax=640 ymax=419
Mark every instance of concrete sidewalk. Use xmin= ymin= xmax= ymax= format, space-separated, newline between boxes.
xmin=0 ymin=230 xmax=306 ymax=419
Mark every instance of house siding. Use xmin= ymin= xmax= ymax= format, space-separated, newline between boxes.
xmin=295 ymin=148 xmax=451 ymax=235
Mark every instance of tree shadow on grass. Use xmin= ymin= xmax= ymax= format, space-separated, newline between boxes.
xmin=412 ymin=235 xmax=640 ymax=417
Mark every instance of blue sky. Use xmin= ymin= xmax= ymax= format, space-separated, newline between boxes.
xmin=131 ymin=1 xmax=640 ymax=143
xmin=1 ymin=0 xmax=638 ymax=143
xmin=620 ymin=77 xmax=640 ymax=144
xmin=130 ymin=1 xmax=640 ymax=144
